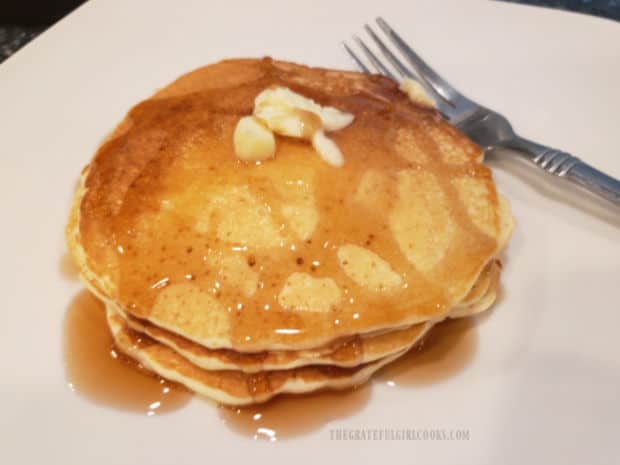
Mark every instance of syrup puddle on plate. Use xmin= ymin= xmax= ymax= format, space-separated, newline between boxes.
xmin=220 ymin=318 xmax=477 ymax=441
xmin=219 ymin=385 xmax=371 ymax=441
xmin=63 ymin=290 xmax=191 ymax=415
xmin=63 ymin=289 xmax=476 ymax=432
xmin=376 ymin=317 xmax=478 ymax=387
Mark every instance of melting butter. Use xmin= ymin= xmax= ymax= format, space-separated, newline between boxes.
xmin=233 ymin=86 xmax=354 ymax=166
xmin=233 ymin=116 xmax=275 ymax=161
xmin=400 ymin=78 xmax=435 ymax=109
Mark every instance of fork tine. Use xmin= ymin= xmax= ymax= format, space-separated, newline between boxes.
xmin=353 ymin=36 xmax=397 ymax=81
xmin=342 ymin=42 xmax=370 ymax=74
xmin=363 ymin=24 xmax=414 ymax=80
xmin=376 ymin=17 xmax=464 ymax=103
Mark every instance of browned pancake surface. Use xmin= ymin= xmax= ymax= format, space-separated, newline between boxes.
xmin=70 ymin=58 xmax=506 ymax=352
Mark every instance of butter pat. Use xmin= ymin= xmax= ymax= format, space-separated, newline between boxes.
xmin=321 ymin=106 xmax=354 ymax=131
xmin=312 ymin=130 xmax=344 ymax=167
xmin=400 ymin=78 xmax=435 ymax=109
xmin=233 ymin=86 xmax=354 ymax=166
xmin=233 ymin=116 xmax=276 ymax=161
xmin=255 ymin=106 xmax=322 ymax=139
xmin=255 ymin=87 xmax=353 ymax=135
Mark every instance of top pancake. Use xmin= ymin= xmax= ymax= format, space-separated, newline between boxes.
xmin=67 ymin=58 xmax=512 ymax=352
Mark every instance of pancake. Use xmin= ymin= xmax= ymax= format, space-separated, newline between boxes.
xmin=112 ymin=258 xmax=500 ymax=373
xmin=450 ymin=260 xmax=501 ymax=319
xmin=107 ymin=261 xmax=501 ymax=404
xmin=107 ymin=267 xmax=500 ymax=404
xmin=107 ymin=308 xmax=406 ymax=405
xmin=67 ymin=58 xmax=514 ymax=353
xmin=454 ymin=259 xmax=501 ymax=310
xmin=118 ymin=308 xmax=430 ymax=372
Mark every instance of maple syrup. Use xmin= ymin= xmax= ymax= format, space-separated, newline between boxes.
xmin=219 ymin=385 xmax=371 ymax=441
xmin=377 ymin=318 xmax=477 ymax=386
xmin=76 ymin=58 xmax=498 ymax=352
xmin=63 ymin=59 xmax=494 ymax=431
xmin=220 ymin=319 xmax=477 ymax=440
xmin=63 ymin=290 xmax=191 ymax=414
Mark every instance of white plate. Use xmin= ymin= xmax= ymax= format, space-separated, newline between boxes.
xmin=1 ymin=1 xmax=619 ymax=463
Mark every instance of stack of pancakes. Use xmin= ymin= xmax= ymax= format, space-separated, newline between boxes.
xmin=66 ymin=58 xmax=513 ymax=405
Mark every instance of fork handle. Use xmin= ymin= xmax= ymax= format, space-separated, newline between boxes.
xmin=504 ymin=137 xmax=620 ymax=208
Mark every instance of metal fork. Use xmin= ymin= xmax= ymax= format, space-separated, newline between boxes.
xmin=344 ymin=17 xmax=620 ymax=208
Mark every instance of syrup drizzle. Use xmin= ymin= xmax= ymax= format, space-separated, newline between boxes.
xmin=78 ymin=59 xmax=497 ymax=352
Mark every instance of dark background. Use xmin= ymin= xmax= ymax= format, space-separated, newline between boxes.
xmin=2 ymin=0 xmax=87 ymax=24
xmin=1 ymin=0 xmax=618 ymax=63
